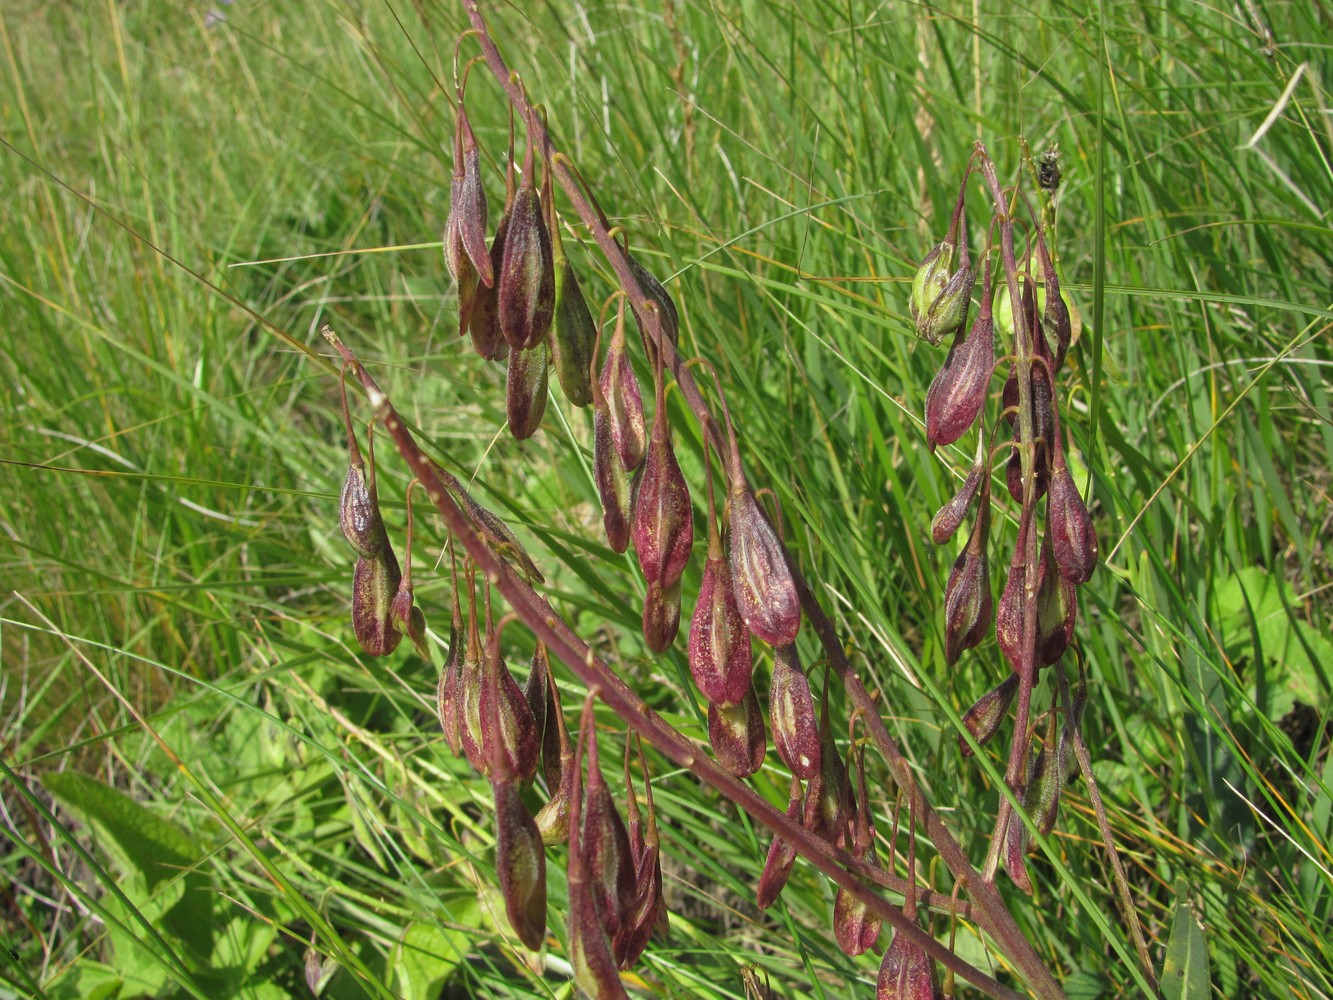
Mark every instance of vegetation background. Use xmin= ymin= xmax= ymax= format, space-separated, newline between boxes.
xmin=1 ymin=0 xmax=1329 ymax=997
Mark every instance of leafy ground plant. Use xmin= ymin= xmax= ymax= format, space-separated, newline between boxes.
xmin=1 ymin=1 xmax=1330 ymax=999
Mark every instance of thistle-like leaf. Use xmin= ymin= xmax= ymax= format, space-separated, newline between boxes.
xmin=957 ymin=672 xmax=1018 ymax=757
xmin=351 ymin=550 xmax=402 ymax=657
xmin=506 ymin=335 xmax=549 ymax=441
xmin=707 ymin=687 xmax=766 ymax=779
xmin=493 ymin=778 xmax=547 ymax=950
xmin=769 ymin=643 xmax=820 ymax=780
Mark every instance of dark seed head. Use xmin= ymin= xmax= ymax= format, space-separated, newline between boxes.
xmin=707 ymin=686 xmax=766 ymax=778
xmin=493 ymin=778 xmax=547 ymax=950
xmin=351 ymin=549 xmax=402 ymax=657
xmin=769 ymin=643 xmax=820 ymax=779
xmin=957 ymin=672 xmax=1018 ymax=757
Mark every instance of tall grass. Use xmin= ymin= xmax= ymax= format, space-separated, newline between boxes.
xmin=1 ymin=1 xmax=1329 ymax=997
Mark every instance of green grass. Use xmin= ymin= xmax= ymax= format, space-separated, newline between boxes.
xmin=1 ymin=1 xmax=1330 ymax=998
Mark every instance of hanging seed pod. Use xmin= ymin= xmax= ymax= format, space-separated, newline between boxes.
xmin=567 ymin=701 xmax=631 ymax=1000
xmin=352 ymin=549 xmax=403 ymax=657
xmin=924 ymin=264 xmax=995 ymax=450
xmin=479 ymin=608 xmax=541 ymax=784
xmin=632 ymin=361 xmax=694 ymax=594
xmin=506 ymin=335 xmax=549 ymax=440
xmin=1036 ymin=537 xmax=1078 ymax=667
xmin=1048 ymin=448 xmax=1097 ymax=585
xmin=524 ymin=643 xmax=551 ymax=749
xmin=995 ymin=513 xmax=1034 ymax=671
xmin=876 ymin=926 xmax=943 ymax=1000
xmin=468 ymin=214 xmax=511 ymax=362
xmin=641 ymin=579 xmax=683 ymax=655
xmin=769 ymin=643 xmax=820 ymax=780
xmin=931 ymin=459 xmax=984 ymax=546
xmin=338 ymin=372 xmax=389 ymax=558
xmin=443 ymin=186 xmax=479 ymax=339
xmin=438 ymin=554 xmax=465 ymax=755
xmin=457 ymin=572 xmax=488 ymax=774
xmin=492 ymin=778 xmax=547 ymax=950
xmin=534 ymin=664 xmax=575 ymax=844
xmin=452 ymin=103 xmax=492 ymax=288
xmin=1003 ymin=805 xmax=1033 ymax=894
xmin=582 ymin=728 xmax=637 ymax=942
xmin=725 ymin=444 xmax=801 ymax=646
xmin=909 ymin=228 xmax=974 ymax=346
xmin=593 ymin=394 xmax=632 ymax=554
xmin=756 ymin=775 xmax=803 ymax=909
xmin=707 ymin=686 xmax=766 ymax=779
xmin=613 ymin=738 xmax=665 ymax=969
xmin=942 ymin=481 xmax=992 ymax=666
xmin=388 ymin=481 xmax=432 ymax=664
xmin=546 ymin=180 xmax=596 ymax=407
xmin=689 ymin=438 xmax=753 ymax=705
xmin=833 ymin=738 xmax=882 ymax=957
xmin=803 ymin=686 xmax=851 ymax=846
xmin=433 ymin=463 xmax=544 ymax=584
xmin=1028 ymin=720 xmax=1063 ymax=837
xmin=625 ymin=251 xmax=680 ymax=351
xmin=957 ymin=672 xmax=1018 ymax=757
xmin=602 ymin=301 xmax=647 ymax=472
xmin=1034 ymin=237 xmax=1072 ymax=373
xmin=497 ymin=118 xmax=555 ymax=351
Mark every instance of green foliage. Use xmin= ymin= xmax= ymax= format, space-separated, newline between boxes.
xmin=1 ymin=0 xmax=1330 ymax=998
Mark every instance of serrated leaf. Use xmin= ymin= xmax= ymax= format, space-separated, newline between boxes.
xmin=1161 ymin=878 xmax=1210 ymax=1000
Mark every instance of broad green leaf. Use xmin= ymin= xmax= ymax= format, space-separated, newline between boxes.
xmin=1161 ymin=878 xmax=1210 ymax=1000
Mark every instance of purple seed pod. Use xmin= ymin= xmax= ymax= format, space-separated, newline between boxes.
xmin=769 ymin=643 xmax=820 ymax=780
xmin=582 ymin=731 xmax=637 ymax=943
xmin=833 ymin=740 xmax=882 ymax=957
xmin=1035 ymin=240 xmax=1072 ymax=374
xmin=707 ymin=686 xmax=766 ymax=779
xmin=756 ymin=775 xmax=803 ymax=910
xmin=533 ymin=660 xmax=575 ymax=845
xmin=1036 ymin=536 xmax=1077 ymax=667
xmin=957 ymin=672 xmax=1018 ymax=757
xmin=625 ymin=251 xmax=680 ymax=351
xmin=468 ymin=214 xmax=511 ymax=362
xmin=458 ymin=587 xmax=488 ymax=775
xmin=438 ymin=555 xmax=466 ymax=755
xmin=351 ymin=549 xmax=402 ymax=657
xmin=524 ymin=643 xmax=551 ymax=752
xmin=506 ymin=335 xmax=549 ymax=441
xmin=688 ymin=444 xmax=753 ymax=704
xmin=803 ymin=692 xmax=851 ymax=846
xmin=1028 ymin=728 xmax=1062 ymax=838
xmin=876 ymin=924 xmax=943 ymax=1000
xmin=479 ymin=613 xmax=541 ymax=784
xmin=923 ymin=267 xmax=995 ymax=450
xmin=1048 ymin=455 xmax=1097 ymax=585
xmin=453 ymin=105 xmax=492 ymax=288
xmin=641 ymin=579 xmax=682 ymax=655
xmin=593 ymin=399 xmax=632 ymax=554
xmin=337 ymin=375 xmax=389 ymax=558
xmin=942 ymin=486 xmax=992 ymax=666
xmin=1003 ymin=806 xmax=1033 ymax=894
xmin=613 ymin=738 xmax=666 ymax=969
xmin=602 ymin=304 xmax=647 ymax=473
xmin=443 ymin=180 xmax=480 ymax=340
xmin=493 ymin=777 xmax=547 ymax=950
xmin=632 ymin=371 xmax=694 ymax=591
xmin=497 ymin=129 xmax=555 ymax=351
xmin=931 ymin=460 xmax=984 ymax=545
xmin=727 ymin=486 xmax=801 ymax=647
xmin=433 ymin=463 xmax=544 ymax=584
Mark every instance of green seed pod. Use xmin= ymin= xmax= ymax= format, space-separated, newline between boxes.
xmin=909 ymin=240 xmax=974 ymax=346
xmin=707 ymin=686 xmax=766 ymax=779
xmin=505 ymin=335 xmax=549 ymax=441
xmin=351 ymin=549 xmax=402 ymax=657
xmin=769 ymin=643 xmax=820 ymax=780
xmin=1028 ymin=730 xmax=1062 ymax=838
xmin=545 ymin=184 xmax=596 ymax=408
xmin=493 ymin=778 xmax=547 ymax=950
xmin=957 ymin=672 xmax=1018 ymax=757
xmin=877 ymin=925 xmax=943 ymax=1000
xmin=756 ymin=776 xmax=802 ymax=910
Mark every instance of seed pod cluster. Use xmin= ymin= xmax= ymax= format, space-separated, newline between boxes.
xmin=917 ymin=150 xmax=1098 ymax=893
